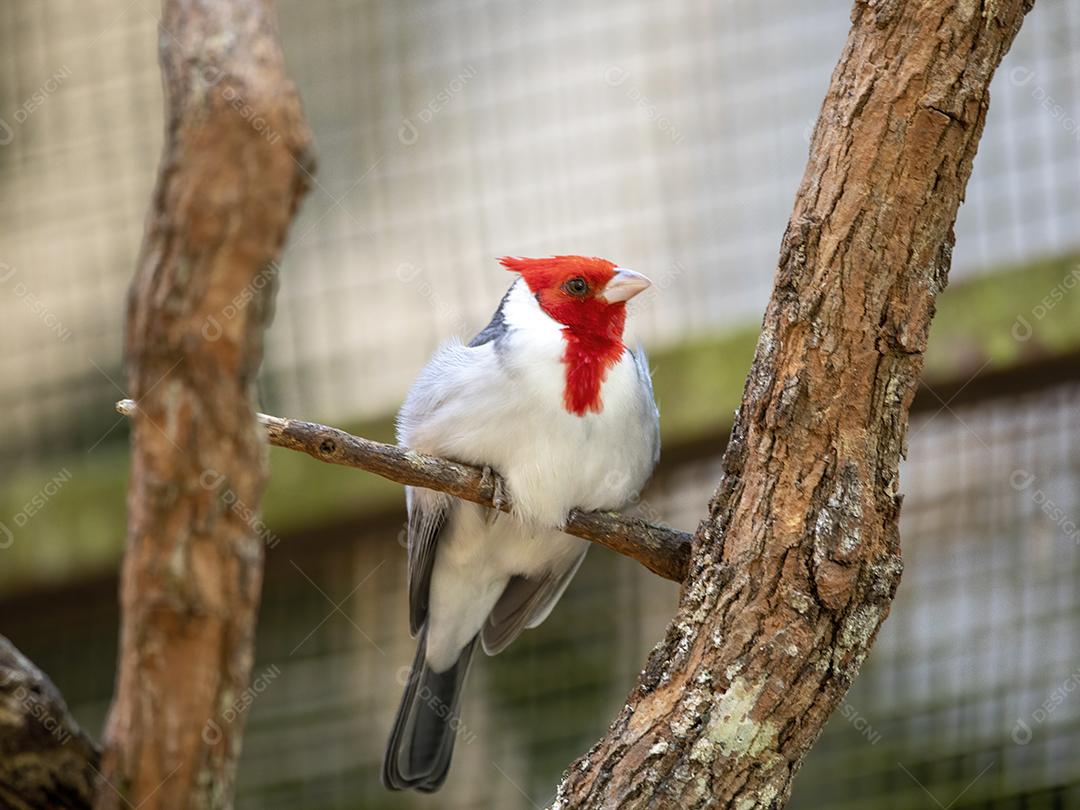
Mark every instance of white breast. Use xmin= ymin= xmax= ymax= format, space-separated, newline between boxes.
xmin=483 ymin=282 xmax=656 ymax=526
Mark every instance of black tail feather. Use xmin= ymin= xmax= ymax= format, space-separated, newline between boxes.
xmin=382 ymin=629 xmax=477 ymax=792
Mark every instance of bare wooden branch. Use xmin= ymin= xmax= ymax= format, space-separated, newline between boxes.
xmin=115 ymin=399 xmax=693 ymax=583
xmin=0 ymin=635 xmax=98 ymax=810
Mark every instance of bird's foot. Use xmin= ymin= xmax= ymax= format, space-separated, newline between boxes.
xmin=480 ymin=465 xmax=509 ymax=521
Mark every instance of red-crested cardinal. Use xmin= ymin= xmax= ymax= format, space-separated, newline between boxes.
xmin=383 ymin=256 xmax=660 ymax=791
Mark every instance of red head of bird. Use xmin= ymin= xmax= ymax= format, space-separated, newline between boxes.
xmin=498 ymin=255 xmax=651 ymax=415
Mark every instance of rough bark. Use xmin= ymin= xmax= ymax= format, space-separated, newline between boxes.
xmin=95 ymin=1 xmax=313 ymax=808
xmin=554 ymin=1 xmax=1034 ymax=808
xmin=0 ymin=636 xmax=99 ymax=810
xmin=115 ymin=399 xmax=694 ymax=581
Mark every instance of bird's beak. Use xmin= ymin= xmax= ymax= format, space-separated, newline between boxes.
xmin=599 ymin=268 xmax=652 ymax=303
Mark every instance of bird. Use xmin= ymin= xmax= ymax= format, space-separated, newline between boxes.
xmin=382 ymin=255 xmax=661 ymax=792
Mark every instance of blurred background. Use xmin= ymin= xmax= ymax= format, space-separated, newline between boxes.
xmin=1 ymin=0 xmax=1079 ymax=808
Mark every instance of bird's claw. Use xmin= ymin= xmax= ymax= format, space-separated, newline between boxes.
xmin=481 ymin=465 xmax=509 ymax=521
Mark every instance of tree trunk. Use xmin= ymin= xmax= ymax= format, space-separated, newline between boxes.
xmin=554 ymin=1 xmax=1034 ymax=807
xmin=94 ymin=1 xmax=312 ymax=808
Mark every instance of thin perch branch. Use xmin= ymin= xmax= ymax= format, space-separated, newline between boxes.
xmin=115 ymin=399 xmax=692 ymax=582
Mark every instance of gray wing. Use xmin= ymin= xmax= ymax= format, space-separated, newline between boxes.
xmin=629 ymin=344 xmax=661 ymax=469
xmin=402 ymin=288 xmax=516 ymax=636
xmin=480 ymin=548 xmax=588 ymax=655
xmin=467 ymin=284 xmax=512 ymax=347
xmin=405 ymin=488 xmax=451 ymax=636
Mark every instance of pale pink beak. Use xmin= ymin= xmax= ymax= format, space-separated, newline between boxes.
xmin=599 ymin=268 xmax=651 ymax=303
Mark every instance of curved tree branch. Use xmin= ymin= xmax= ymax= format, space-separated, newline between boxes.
xmin=115 ymin=399 xmax=693 ymax=583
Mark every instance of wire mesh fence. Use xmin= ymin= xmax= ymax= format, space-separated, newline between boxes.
xmin=1 ymin=0 xmax=1078 ymax=463
xmin=2 ymin=2 xmax=1079 ymax=806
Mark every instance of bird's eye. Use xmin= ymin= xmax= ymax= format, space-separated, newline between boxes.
xmin=563 ymin=277 xmax=589 ymax=296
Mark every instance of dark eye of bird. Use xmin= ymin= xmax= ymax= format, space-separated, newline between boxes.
xmin=563 ymin=277 xmax=588 ymax=296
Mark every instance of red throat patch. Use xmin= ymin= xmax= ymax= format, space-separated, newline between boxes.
xmin=560 ymin=326 xmax=625 ymax=415
xmin=498 ymin=255 xmax=627 ymax=416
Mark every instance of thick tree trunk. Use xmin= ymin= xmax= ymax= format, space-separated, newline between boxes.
xmin=94 ymin=2 xmax=312 ymax=808
xmin=554 ymin=1 xmax=1034 ymax=808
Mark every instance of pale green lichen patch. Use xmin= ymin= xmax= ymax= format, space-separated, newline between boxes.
xmin=692 ymin=675 xmax=779 ymax=763
xmin=736 ymin=781 xmax=781 ymax=810
xmin=669 ymin=675 xmax=784 ymax=807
